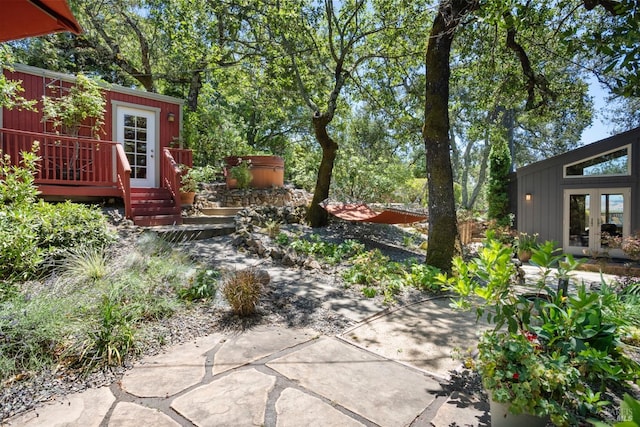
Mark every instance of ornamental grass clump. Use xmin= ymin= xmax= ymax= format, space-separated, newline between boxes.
xmin=222 ymin=268 xmax=269 ymax=316
xmin=439 ymin=239 xmax=640 ymax=426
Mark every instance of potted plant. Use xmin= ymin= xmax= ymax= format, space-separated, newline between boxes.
xmin=228 ymin=158 xmax=253 ymax=189
xmin=179 ymin=165 xmax=198 ymax=206
xmin=440 ymin=239 xmax=639 ymax=426
xmin=515 ymin=232 xmax=538 ymax=262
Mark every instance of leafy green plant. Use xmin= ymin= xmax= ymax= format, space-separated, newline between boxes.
xmin=403 ymin=263 xmax=442 ymax=292
xmin=275 ymin=232 xmax=290 ymax=245
xmin=344 ymin=250 xmax=443 ymax=301
xmin=230 ymin=159 xmax=252 ymax=189
xmin=41 ymin=74 xmax=105 ymax=137
xmin=263 ymin=220 xmax=281 ymax=238
xmin=187 ymin=164 xmax=218 ymax=184
xmin=32 ymin=201 xmax=116 ymax=259
xmin=515 ymin=232 xmax=538 ymax=252
xmin=289 ymin=234 xmax=364 ymax=264
xmin=440 ymin=238 xmax=640 ymax=426
xmin=78 ymin=291 xmax=135 ymax=367
xmin=0 ymin=143 xmax=40 ymax=206
xmin=222 ymin=268 xmax=267 ymax=316
xmin=179 ymin=164 xmax=199 ymax=193
xmin=0 ymin=207 xmax=43 ymax=282
xmin=177 ymin=268 xmax=219 ymax=301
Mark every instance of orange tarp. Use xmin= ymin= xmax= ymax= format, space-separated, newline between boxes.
xmin=322 ymin=203 xmax=428 ymax=224
xmin=1 ymin=0 xmax=82 ymax=42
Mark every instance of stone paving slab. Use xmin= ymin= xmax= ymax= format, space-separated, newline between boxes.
xmin=275 ymin=387 xmax=365 ymax=427
xmin=213 ymin=325 xmax=317 ymax=375
xmin=341 ymin=297 xmax=487 ymax=377
xmin=108 ymin=402 xmax=180 ymax=427
xmin=429 ymin=391 xmax=489 ymax=427
xmin=6 ymin=387 xmax=115 ymax=427
xmin=121 ymin=333 xmax=223 ymax=398
xmin=267 ymin=337 xmax=441 ymax=427
xmin=171 ymin=368 xmax=276 ymax=426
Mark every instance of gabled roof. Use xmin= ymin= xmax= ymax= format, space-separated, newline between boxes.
xmin=9 ymin=63 xmax=184 ymax=106
xmin=517 ymin=126 xmax=640 ymax=176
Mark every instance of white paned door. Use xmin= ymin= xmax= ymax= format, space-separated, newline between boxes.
xmin=116 ymin=106 xmax=156 ymax=188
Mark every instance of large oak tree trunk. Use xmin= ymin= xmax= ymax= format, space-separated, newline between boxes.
xmin=423 ymin=1 xmax=479 ymax=272
xmin=308 ymin=113 xmax=338 ymax=227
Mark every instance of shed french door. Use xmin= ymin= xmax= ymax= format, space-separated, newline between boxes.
xmin=563 ymin=188 xmax=630 ymax=258
xmin=115 ymin=106 xmax=156 ymax=188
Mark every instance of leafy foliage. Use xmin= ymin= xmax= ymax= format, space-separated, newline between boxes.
xmin=441 ymin=238 xmax=640 ymax=425
xmin=177 ymin=268 xmax=219 ymax=302
xmin=487 ymin=137 xmax=512 ymax=227
xmin=344 ymin=249 xmax=443 ymax=303
xmin=288 ymin=234 xmax=365 ymax=265
xmin=0 ymin=146 xmax=115 ymax=284
xmin=41 ymin=74 xmax=105 ymax=137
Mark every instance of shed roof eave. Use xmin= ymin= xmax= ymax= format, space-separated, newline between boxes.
xmin=516 ymin=126 xmax=640 ymax=177
xmin=8 ymin=63 xmax=185 ymax=106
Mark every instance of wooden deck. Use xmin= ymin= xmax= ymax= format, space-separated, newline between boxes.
xmin=1 ymin=127 xmax=192 ymax=225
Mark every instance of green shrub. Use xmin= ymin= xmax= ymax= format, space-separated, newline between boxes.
xmin=0 ymin=145 xmax=39 ymax=206
xmin=344 ymin=250 xmax=443 ymax=302
xmin=0 ymin=206 xmax=43 ymax=282
xmin=188 ymin=165 xmax=218 ymax=183
xmin=177 ymin=268 xmax=219 ymax=302
xmin=32 ymin=201 xmax=116 ymax=258
xmin=289 ymin=234 xmax=364 ymax=264
xmin=222 ymin=268 xmax=267 ymax=316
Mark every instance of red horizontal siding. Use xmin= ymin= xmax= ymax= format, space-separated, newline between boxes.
xmin=2 ymin=68 xmax=182 ymax=151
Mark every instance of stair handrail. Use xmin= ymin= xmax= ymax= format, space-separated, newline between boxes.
xmin=162 ymin=147 xmax=181 ymax=211
xmin=114 ymin=143 xmax=132 ymax=219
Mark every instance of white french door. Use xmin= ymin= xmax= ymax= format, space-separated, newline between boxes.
xmin=563 ymin=188 xmax=630 ymax=258
xmin=115 ymin=106 xmax=156 ymax=187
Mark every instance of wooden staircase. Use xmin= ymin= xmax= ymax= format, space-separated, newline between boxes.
xmin=131 ymin=188 xmax=182 ymax=226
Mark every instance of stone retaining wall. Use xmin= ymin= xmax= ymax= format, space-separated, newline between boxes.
xmin=195 ymin=183 xmax=311 ymax=209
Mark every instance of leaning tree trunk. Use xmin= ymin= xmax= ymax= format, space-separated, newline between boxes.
xmin=308 ymin=112 xmax=338 ymax=227
xmin=423 ymin=1 xmax=478 ymax=272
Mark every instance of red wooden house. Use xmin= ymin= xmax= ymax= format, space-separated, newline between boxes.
xmin=0 ymin=64 xmax=193 ymax=226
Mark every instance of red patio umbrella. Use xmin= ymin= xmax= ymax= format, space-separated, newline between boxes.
xmin=0 ymin=0 xmax=82 ymax=42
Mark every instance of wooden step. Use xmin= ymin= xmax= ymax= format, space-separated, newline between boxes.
xmin=133 ymin=214 xmax=183 ymax=227
xmin=132 ymin=205 xmax=180 ymax=216
xmin=130 ymin=187 xmax=181 ymax=226
xmin=182 ymin=215 xmax=236 ymax=225
xmin=201 ymin=207 xmax=244 ymax=216
xmin=149 ymin=224 xmax=236 ymax=241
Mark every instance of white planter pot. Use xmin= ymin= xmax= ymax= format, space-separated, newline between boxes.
xmin=490 ymin=399 xmax=548 ymax=427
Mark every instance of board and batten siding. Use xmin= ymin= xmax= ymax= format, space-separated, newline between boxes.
xmin=516 ymin=127 xmax=640 ymax=247
xmin=1 ymin=64 xmax=183 ymax=150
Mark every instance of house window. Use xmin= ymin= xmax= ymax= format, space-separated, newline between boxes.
xmin=564 ymin=145 xmax=630 ymax=177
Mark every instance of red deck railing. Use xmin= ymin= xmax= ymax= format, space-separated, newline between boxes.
xmin=0 ymin=128 xmax=192 ymax=221
xmin=168 ymin=147 xmax=193 ymax=168
xmin=0 ymin=128 xmax=131 ymax=213
xmin=162 ymin=148 xmax=182 ymax=210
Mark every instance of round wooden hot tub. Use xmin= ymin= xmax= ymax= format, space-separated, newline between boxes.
xmin=224 ymin=155 xmax=285 ymax=189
